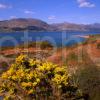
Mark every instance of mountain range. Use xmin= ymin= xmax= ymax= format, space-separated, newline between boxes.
xmin=0 ymin=18 xmax=100 ymax=32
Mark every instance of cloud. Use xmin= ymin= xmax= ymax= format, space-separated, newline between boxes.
xmin=0 ymin=3 xmax=12 ymax=9
xmin=24 ymin=10 xmax=35 ymax=14
xmin=77 ymin=0 xmax=95 ymax=8
xmin=48 ymin=15 xmax=56 ymax=20
xmin=10 ymin=16 xmax=17 ymax=19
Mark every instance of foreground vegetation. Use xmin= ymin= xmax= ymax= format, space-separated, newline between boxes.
xmin=0 ymin=54 xmax=86 ymax=100
xmin=0 ymin=34 xmax=100 ymax=100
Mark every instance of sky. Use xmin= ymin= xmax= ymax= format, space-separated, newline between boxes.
xmin=0 ymin=0 xmax=99 ymax=24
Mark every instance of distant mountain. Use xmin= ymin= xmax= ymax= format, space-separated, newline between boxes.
xmin=51 ymin=23 xmax=86 ymax=31
xmin=51 ymin=22 xmax=100 ymax=32
xmin=0 ymin=18 xmax=51 ymax=32
xmin=0 ymin=18 xmax=100 ymax=32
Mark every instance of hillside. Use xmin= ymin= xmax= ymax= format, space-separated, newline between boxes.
xmin=47 ymin=35 xmax=100 ymax=67
xmin=47 ymin=35 xmax=100 ymax=100
xmin=51 ymin=23 xmax=100 ymax=32
xmin=0 ymin=35 xmax=100 ymax=69
xmin=0 ymin=18 xmax=100 ymax=32
xmin=0 ymin=18 xmax=51 ymax=32
xmin=0 ymin=34 xmax=100 ymax=100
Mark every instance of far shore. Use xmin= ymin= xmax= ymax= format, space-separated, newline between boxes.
xmin=75 ymin=35 xmax=90 ymax=38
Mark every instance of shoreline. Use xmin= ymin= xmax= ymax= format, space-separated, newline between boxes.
xmin=75 ymin=35 xmax=90 ymax=38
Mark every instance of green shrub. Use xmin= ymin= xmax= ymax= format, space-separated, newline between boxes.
xmin=73 ymin=65 xmax=100 ymax=100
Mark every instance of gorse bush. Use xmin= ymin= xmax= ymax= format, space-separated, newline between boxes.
xmin=0 ymin=54 xmax=84 ymax=100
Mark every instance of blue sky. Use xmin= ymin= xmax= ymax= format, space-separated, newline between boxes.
xmin=0 ymin=0 xmax=99 ymax=24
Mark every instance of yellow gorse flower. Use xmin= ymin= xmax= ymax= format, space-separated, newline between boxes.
xmin=16 ymin=54 xmax=27 ymax=63
xmin=0 ymin=54 xmax=70 ymax=99
xmin=21 ymin=82 xmax=32 ymax=87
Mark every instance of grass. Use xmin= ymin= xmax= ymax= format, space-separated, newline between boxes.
xmin=72 ymin=64 xmax=100 ymax=100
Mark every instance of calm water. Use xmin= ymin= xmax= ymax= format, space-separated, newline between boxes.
xmin=0 ymin=31 xmax=100 ymax=47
